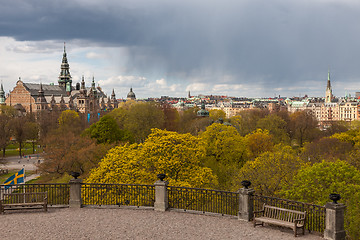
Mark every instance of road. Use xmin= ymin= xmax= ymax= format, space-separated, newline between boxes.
xmin=0 ymin=154 xmax=43 ymax=171
xmin=0 ymin=154 xmax=42 ymax=184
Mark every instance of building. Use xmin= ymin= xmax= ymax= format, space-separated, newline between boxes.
xmin=127 ymin=88 xmax=136 ymax=100
xmin=287 ymin=71 xmax=359 ymax=125
xmin=4 ymin=44 xmax=118 ymax=116
xmin=0 ymin=83 xmax=5 ymax=105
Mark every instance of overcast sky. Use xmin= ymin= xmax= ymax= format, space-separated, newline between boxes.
xmin=1 ymin=0 xmax=360 ymax=99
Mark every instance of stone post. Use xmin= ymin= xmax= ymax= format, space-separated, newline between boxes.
xmin=154 ymin=180 xmax=168 ymax=211
xmin=324 ymin=202 xmax=346 ymax=240
xmin=69 ymin=178 xmax=82 ymax=208
xmin=238 ymin=187 xmax=255 ymax=221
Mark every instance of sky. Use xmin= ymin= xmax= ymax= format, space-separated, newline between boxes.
xmin=1 ymin=0 xmax=360 ymax=99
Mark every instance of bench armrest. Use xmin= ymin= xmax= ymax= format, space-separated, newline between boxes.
xmin=294 ymin=218 xmax=306 ymax=225
xmin=253 ymin=210 xmax=264 ymax=217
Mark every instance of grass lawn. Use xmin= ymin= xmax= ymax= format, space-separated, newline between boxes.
xmin=2 ymin=142 xmax=43 ymax=157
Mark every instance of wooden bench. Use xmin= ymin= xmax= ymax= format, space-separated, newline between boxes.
xmin=0 ymin=192 xmax=48 ymax=214
xmin=253 ymin=204 xmax=306 ymax=237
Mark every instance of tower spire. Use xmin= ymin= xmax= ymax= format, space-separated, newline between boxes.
xmin=0 ymin=81 xmax=5 ymax=105
xmin=325 ymin=69 xmax=333 ymax=103
xmin=58 ymin=42 xmax=72 ymax=89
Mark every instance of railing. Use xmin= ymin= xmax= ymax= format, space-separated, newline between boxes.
xmin=168 ymin=186 xmax=239 ymax=216
xmin=0 ymin=184 xmax=69 ymax=205
xmin=0 ymin=182 xmax=328 ymax=234
xmin=252 ymin=194 xmax=326 ymax=233
xmin=81 ymin=183 xmax=155 ymax=207
xmin=2 ymin=192 xmax=47 ymax=204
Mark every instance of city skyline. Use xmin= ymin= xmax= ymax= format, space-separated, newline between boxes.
xmin=1 ymin=0 xmax=360 ymax=98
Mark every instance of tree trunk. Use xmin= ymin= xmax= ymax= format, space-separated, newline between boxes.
xmin=19 ymin=142 xmax=22 ymax=158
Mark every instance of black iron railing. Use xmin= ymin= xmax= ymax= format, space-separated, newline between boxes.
xmin=252 ymin=194 xmax=326 ymax=233
xmin=81 ymin=183 xmax=155 ymax=207
xmin=168 ymin=186 xmax=239 ymax=216
xmin=0 ymin=184 xmax=69 ymax=205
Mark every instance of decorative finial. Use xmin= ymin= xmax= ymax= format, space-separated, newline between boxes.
xmin=64 ymin=42 xmax=66 ymax=53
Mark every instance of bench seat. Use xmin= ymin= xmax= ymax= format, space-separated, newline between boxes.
xmin=254 ymin=204 xmax=306 ymax=237
xmin=1 ymin=192 xmax=48 ymax=214
xmin=255 ymin=216 xmax=305 ymax=228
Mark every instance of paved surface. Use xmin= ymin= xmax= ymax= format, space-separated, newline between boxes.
xmin=0 ymin=208 xmax=324 ymax=240
xmin=0 ymin=154 xmax=43 ymax=171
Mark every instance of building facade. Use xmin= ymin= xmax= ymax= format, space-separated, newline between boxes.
xmin=4 ymin=44 xmax=118 ymax=116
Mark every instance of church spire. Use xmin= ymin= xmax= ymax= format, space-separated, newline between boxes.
xmin=0 ymin=82 xmax=5 ymax=104
xmin=58 ymin=42 xmax=72 ymax=89
xmin=325 ymin=69 xmax=333 ymax=103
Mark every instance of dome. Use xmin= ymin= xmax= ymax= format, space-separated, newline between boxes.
xmin=197 ymin=103 xmax=209 ymax=117
xmin=127 ymin=88 xmax=136 ymax=100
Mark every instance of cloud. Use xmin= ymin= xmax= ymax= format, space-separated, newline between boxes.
xmin=1 ymin=1 xmax=360 ymax=98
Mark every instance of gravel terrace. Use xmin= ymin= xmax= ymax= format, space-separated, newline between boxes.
xmin=0 ymin=208 xmax=324 ymax=240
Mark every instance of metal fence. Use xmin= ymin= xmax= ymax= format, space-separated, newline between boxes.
xmin=168 ymin=186 xmax=239 ymax=216
xmin=252 ymin=194 xmax=326 ymax=233
xmin=81 ymin=183 xmax=155 ymax=207
xmin=0 ymin=184 xmax=69 ymax=206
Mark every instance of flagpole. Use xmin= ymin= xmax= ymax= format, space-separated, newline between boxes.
xmin=23 ymin=165 xmax=25 ymax=203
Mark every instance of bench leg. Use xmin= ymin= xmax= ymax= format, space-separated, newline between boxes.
xmin=253 ymin=220 xmax=264 ymax=228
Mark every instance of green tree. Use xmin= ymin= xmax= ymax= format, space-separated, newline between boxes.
xmin=236 ymin=145 xmax=304 ymax=195
xmin=85 ymin=115 xmax=133 ymax=144
xmin=256 ymin=114 xmax=290 ymax=144
xmin=200 ymin=123 xmax=248 ymax=190
xmin=331 ymin=129 xmax=360 ymax=147
xmin=280 ymin=160 xmax=360 ymax=239
xmin=87 ymin=129 xmax=217 ymax=188
xmin=58 ymin=110 xmax=82 ymax=134
xmin=108 ymin=107 xmax=128 ymax=129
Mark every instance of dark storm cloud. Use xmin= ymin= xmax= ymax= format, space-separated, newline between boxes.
xmin=1 ymin=0 xmax=360 ymax=96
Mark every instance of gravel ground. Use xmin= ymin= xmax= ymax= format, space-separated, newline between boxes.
xmin=0 ymin=207 xmax=324 ymax=240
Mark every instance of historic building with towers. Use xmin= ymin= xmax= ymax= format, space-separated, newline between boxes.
xmin=4 ymin=44 xmax=118 ymax=117
xmin=287 ymin=70 xmax=360 ymax=126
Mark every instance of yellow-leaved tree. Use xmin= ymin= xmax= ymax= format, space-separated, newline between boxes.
xmin=86 ymin=128 xmax=217 ymax=188
xmin=200 ymin=123 xmax=248 ymax=190
xmin=235 ymin=145 xmax=305 ymax=195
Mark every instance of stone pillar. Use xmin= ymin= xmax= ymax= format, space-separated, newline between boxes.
xmin=69 ymin=178 xmax=82 ymax=208
xmin=154 ymin=180 xmax=168 ymax=211
xmin=324 ymin=202 xmax=346 ymax=240
xmin=238 ymin=188 xmax=255 ymax=221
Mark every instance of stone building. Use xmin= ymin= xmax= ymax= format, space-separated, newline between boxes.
xmin=0 ymin=83 xmax=5 ymax=105
xmin=4 ymin=44 xmax=118 ymax=116
xmin=287 ymin=71 xmax=360 ymax=125
xmin=127 ymin=87 xmax=136 ymax=100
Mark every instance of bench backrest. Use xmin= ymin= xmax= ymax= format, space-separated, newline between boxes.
xmin=1 ymin=192 xmax=47 ymax=204
xmin=263 ymin=204 xmax=306 ymax=223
